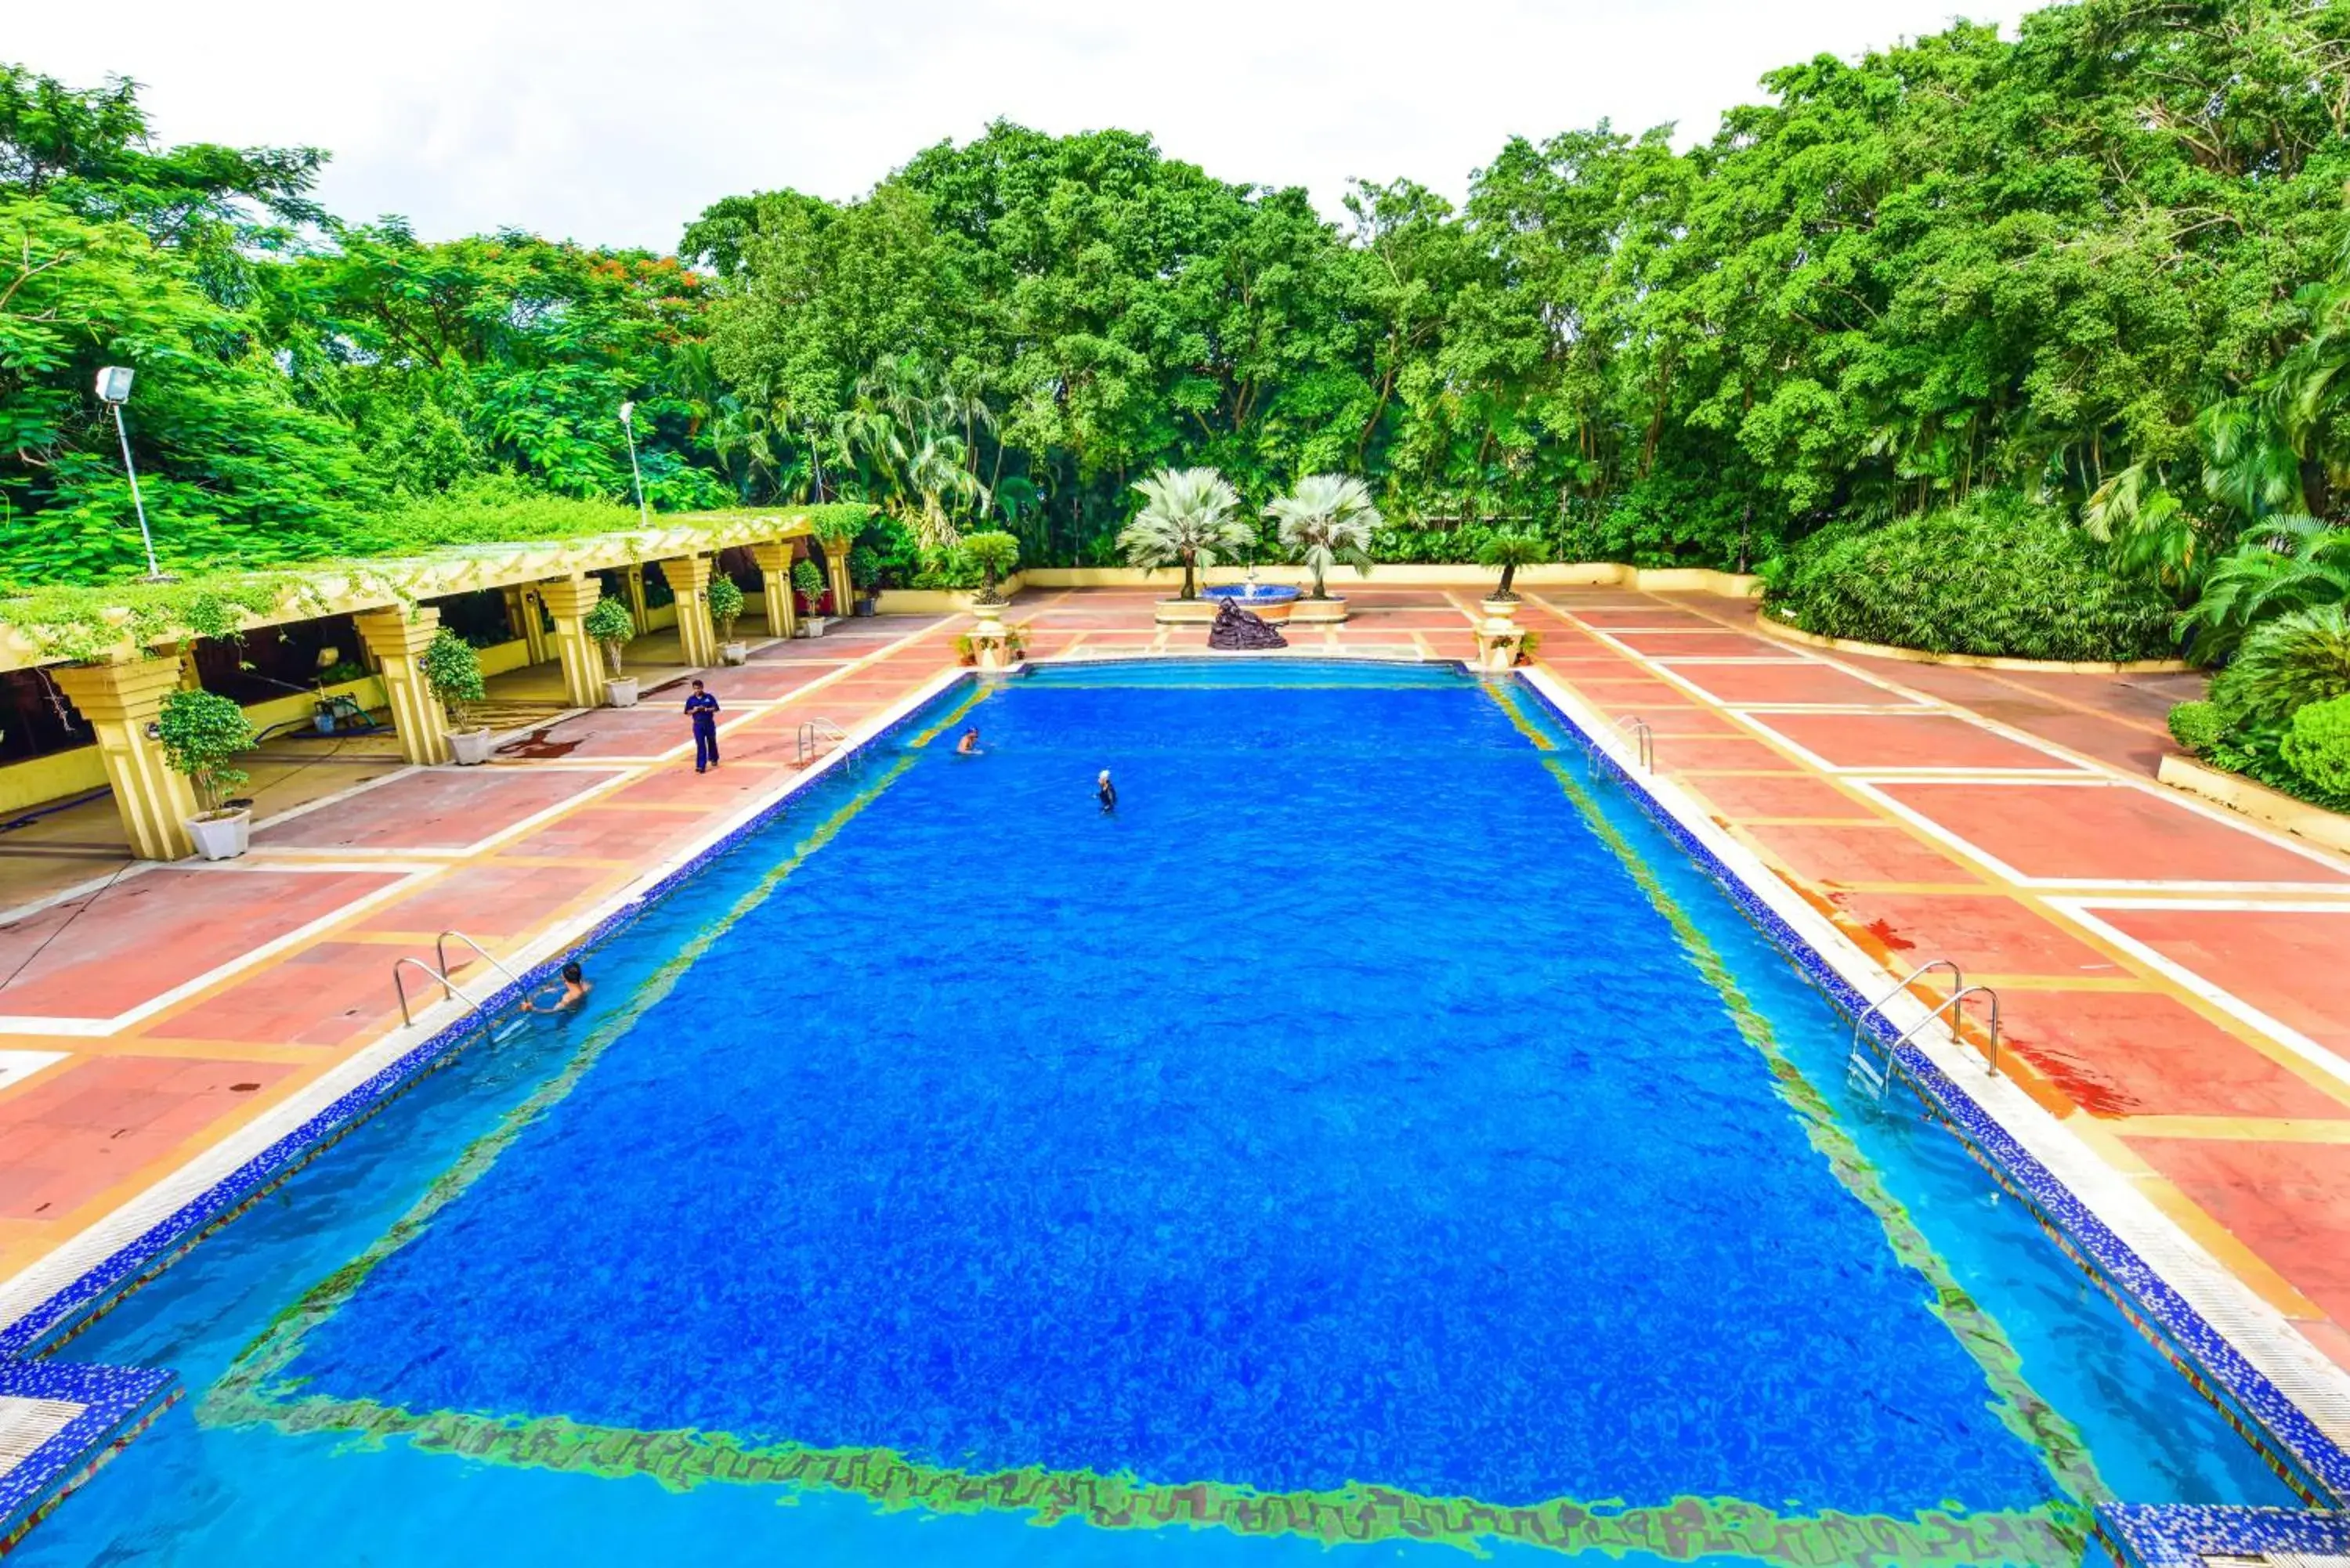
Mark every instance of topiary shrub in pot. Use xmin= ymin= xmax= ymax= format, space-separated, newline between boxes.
xmin=850 ymin=544 xmax=881 ymax=615
xmin=708 ymin=573 xmax=748 ymax=663
xmin=792 ymin=558 xmax=830 ymax=634
xmin=421 ymin=629 xmax=494 ymax=764
xmin=157 ymin=687 xmax=258 ymax=859
xmin=584 ymin=594 xmax=638 ymax=705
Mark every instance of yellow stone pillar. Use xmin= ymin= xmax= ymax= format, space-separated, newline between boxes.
xmin=502 ymin=586 xmax=550 ymax=667
xmin=824 ymin=540 xmax=854 ymax=618
xmin=750 ymin=540 xmax=799 ymax=640
xmin=353 ymin=606 xmax=452 ymax=766
xmin=50 ymin=658 xmax=200 ymax=862
xmin=660 ymin=554 xmax=719 ymax=667
xmin=621 ymin=565 xmax=650 ymax=631
xmin=537 ymin=575 xmax=610 ymax=709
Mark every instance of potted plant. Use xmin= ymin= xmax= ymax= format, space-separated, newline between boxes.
xmin=1477 ymin=529 xmax=1546 ymax=623
xmin=708 ymin=573 xmax=749 ymax=664
xmin=421 ymin=629 xmax=494 ymax=764
xmin=849 ymin=544 xmax=881 ymax=615
xmin=963 ymin=529 xmax=1019 ymax=629
xmin=792 ymin=558 xmax=830 ymax=635
xmin=157 ymin=688 xmax=258 ymax=860
xmin=1267 ymin=475 xmax=1378 ymax=623
xmin=584 ymin=595 xmax=638 ymax=705
xmin=1119 ymin=466 xmax=1254 ymax=623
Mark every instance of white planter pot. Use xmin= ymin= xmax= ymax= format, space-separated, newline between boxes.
xmin=1479 ymin=596 xmax=1521 ymax=622
xmin=797 ymin=617 xmax=830 ymax=638
xmin=721 ymin=641 xmax=750 ymax=666
xmin=186 ymin=809 xmax=251 ymax=862
xmin=449 ymin=727 xmax=496 ymax=766
xmin=606 ymin=676 xmax=640 ymax=708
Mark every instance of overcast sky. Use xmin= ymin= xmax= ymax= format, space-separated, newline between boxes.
xmin=16 ymin=0 xmax=2026 ymax=253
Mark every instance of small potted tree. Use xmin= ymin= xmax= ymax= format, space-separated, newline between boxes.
xmin=421 ymin=629 xmax=494 ymax=764
xmin=793 ymin=558 xmax=830 ymax=636
xmin=157 ymin=688 xmax=258 ymax=860
xmin=708 ymin=573 xmax=749 ymax=664
xmin=1477 ymin=529 xmax=1546 ymax=625
xmin=585 ymin=595 xmax=638 ymax=705
xmin=964 ymin=530 xmax=1019 ymax=616
xmin=849 ymin=544 xmax=881 ymax=616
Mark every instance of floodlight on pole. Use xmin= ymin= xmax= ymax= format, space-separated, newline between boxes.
xmin=96 ymin=367 xmax=169 ymax=581
xmin=619 ymin=400 xmax=651 ymax=529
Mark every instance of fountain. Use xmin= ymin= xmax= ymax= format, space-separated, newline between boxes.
xmin=1202 ymin=570 xmax=1300 ymax=623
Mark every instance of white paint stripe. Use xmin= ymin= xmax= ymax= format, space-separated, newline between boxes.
xmin=0 ymin=868 xmax=439 ymax=1038
xmin=2049 ymin=898 xmax=2350 ymax=1096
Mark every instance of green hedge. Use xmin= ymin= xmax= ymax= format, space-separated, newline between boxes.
xmin=2170 ymin=607 xmax=2350 ymax=811
xmin=1762 ymin=496 xmax=2175 ymax=663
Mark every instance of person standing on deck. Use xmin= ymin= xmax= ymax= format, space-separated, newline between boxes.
xmin=685 ymin=680 xmax=721 ymax=773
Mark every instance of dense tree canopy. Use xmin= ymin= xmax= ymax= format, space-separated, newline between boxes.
xmin=5 ymin=0 xmax=2350 ymax=602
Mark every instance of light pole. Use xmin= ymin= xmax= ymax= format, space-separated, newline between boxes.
xmin=619 ymin=400 xmax=651 ymax=528
xmin=96 ymin=367 xmax=169 ymax=581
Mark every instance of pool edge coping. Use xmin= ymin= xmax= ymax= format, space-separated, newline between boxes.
xmin=1515 ymin=666 xmax=2350 ymax=1549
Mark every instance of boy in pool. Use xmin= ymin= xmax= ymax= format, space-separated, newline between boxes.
xmin=526 ymin=960 xmax=591 ymax=1013
xmin=1097 ymin=769 xmax=1117 ymax=813
xmin=956 ymin=726 xmax=980 ymax=755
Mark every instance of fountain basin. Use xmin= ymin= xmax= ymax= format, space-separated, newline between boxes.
xmin=1201 ymin=583 xmax=1300 ymax=623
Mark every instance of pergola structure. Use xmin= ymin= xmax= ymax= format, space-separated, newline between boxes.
xmin=4 ymin=510 xmax=844 ymax=861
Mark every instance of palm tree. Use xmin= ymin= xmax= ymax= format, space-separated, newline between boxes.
xmin=2178 ymin=518 xmax=2350 ymax=660
xmin=1119 ymin=467 xmax=1252 ymax=600
xmin=1477 ymin=529 xmax=1546 ymax=599
xmin=1266 ymin=475 xmax=1380 ymax=599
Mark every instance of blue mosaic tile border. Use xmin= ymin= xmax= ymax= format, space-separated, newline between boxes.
xmin=1509 ymin=672 xmax=2350 ymax=1522
xmin=0 ymin=1357 xmax=176 ymax=1545
xmin=2101 ymin=1501 xmax=2350 ymax=1568
xmin=0 ymin=677 xmax=961 ymax=1366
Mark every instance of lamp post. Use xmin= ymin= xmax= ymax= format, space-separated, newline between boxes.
xmin=619 ymin=400 xmax=651 ymax=528
xmin=96 ymin=366 xmax=169 ymax=581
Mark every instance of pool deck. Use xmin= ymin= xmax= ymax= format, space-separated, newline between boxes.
xmin=3 ymin=586 xmax=2350 ymax=1438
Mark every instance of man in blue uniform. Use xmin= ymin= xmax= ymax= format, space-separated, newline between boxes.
xmin=685 ymin=679 xmax=721 ymax=772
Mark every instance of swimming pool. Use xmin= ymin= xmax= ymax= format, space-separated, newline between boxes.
xmin=3 ymin=659 xmax=2308 ymax=1563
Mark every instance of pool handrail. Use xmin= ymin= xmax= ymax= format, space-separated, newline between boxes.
xmin=391 ymin=955 xmax=490 ymax=1029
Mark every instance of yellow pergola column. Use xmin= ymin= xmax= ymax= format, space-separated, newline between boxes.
xmin=503 ymin=586 xmax=551 ymax=666
xmin=660 ymin=553 xmax=719 ymax=667
xmin=621 ymin=564 xmax=650 ymax=631
xmin=537 ymin=574 xmax=610 ymax=708
xmin=750 ymin=540 xmax=799 ymax=640
xmin=353 ymin=606 xmax=452 ymax=767
xmin=50 ymin=658 xmax=199 ymax=862
xmin=824 ymin=539 xmax=855 ymax=618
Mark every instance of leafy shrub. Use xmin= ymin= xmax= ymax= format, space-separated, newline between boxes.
xmin=157 ymin=688 xmax=257 ymax=815
xmin=791 ymin=558 xmax=826 ymax=600
xmin=419 ymin=627 xmax=486 ymax=726
xmin=1765 ymin=495 xmax=2174 ymax=662
xmin=1477 ymin=530 xmax=1546 ymax=598
xmin=2281 ymin=695 xmax=2350 ymax=802
xmin=707 ymin=573 xmax=746 ymax=634
xmin=2167 ymin=700 xmax=2225 ymax=756
xmin=2205 ymin=605 xmax=2350 ymax=732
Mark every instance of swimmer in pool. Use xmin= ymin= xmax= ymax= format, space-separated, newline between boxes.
xmin=526 ymin=959 xmax=591 ymax=1013
xmin=1097 ymin=769 xmax=1117 ymax=813
xmin=956 ymin=727 xmax=980 ymax=755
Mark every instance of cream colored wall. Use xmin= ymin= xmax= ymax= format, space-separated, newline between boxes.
xmin=1007 ymin=565 xmax=1760 ymax=596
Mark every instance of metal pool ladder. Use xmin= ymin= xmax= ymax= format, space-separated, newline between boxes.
xmin=796 ymin=717 xmax=851 ymax=766
xmin=1846 ymin=959 xmax=2004 ymax=1098
xmin=1617 ymin=715 xmax=1654 ymax=771
xmin=391 ymin=930 xmax=531 ymax=1031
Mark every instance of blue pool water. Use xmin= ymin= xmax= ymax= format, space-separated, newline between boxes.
xmin=13 ymin=660 xmax=2296 ymax=1565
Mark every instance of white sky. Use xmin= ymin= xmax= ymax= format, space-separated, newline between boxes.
xmin=14 ymin=0 xmax=2026 ymax=253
